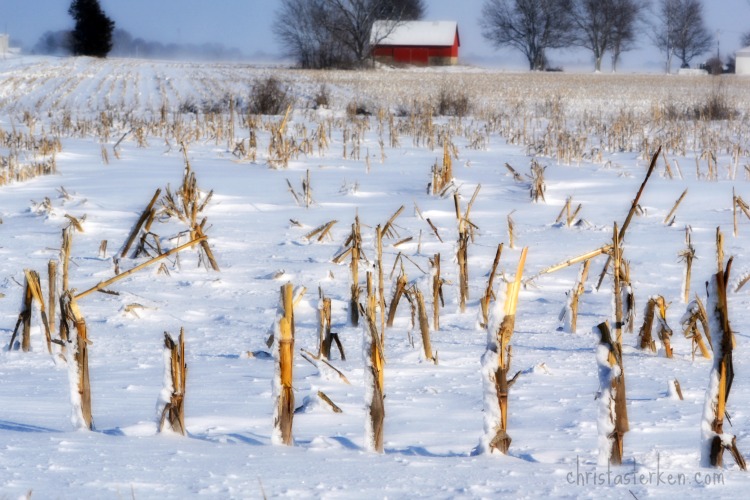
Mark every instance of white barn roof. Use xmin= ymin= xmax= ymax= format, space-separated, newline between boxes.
xmin=736 ymin=46 xmax=750 ymax=56
xmin=371 ymin=21 xmax=458 ymax=47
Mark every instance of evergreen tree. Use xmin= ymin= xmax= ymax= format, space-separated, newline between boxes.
xmin=68 ymin=0 xmax=115 ymax=57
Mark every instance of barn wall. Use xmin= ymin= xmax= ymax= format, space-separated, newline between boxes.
xmin=373 ymin=45 xmax=457 ymax=66
xmin=737 ymin=55 xmax=750 ymax=75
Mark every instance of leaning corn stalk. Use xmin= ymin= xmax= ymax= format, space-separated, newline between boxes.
xmin=272 ymin=283 xmax=295 ymax=445
xmin=480 ymin=244 xmax=503 ymax=330
xmin=701 ymin=229 xmax=747 ymax=470
xmin=637 ymin=296 xmax=673 ymax=357
xmin=596 ymin=321 xmax=628 ymax=466
xmin=386 ymin=269 xmax=408 ymax=328
xmin=158 ymin=329 xmax=187 ymax=435
xmin=119 ymin=188 xmax=161 ymax=258
xmin=681 ymin=297 xmax=712 ymax=360
xmin=595 ymin=147 xmax=660 ymax=291
xmin=9 ymin=270 xmax=54 ymax=353
xmin=414 ymin=287 xmax=435 ymax=364
xmin=60 ymin=291 xmax=93 ymax=430
xmin=478 ymin=247 xmax=528 ymax=455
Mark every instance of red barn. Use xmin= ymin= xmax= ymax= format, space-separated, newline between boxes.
xmin=371 ymin=21 xmax=460 ymax=66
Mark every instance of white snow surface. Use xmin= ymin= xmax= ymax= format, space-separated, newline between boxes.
xmin=1 ymin=56 xmax=750 ymax=498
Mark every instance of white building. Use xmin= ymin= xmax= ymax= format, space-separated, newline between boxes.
xmin=737 ymin=46 xmax=750 ymax=75
xmin=0 ymin=34 xmax=9 ymax=54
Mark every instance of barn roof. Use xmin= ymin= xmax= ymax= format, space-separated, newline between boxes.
xmin=736 ymin=46 xmax=750 ymax=56
xmin=371 ymin=21 xmax=459 ymax=47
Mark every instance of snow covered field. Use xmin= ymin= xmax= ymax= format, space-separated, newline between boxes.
xmin=2 ymin=56 xmax=750 ymax=498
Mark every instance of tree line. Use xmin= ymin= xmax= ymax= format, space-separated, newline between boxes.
xmin=480 ymin=0 xmax=732 ymax=72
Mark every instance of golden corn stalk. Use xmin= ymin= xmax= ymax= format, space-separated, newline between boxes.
xmin=704 ymin=229 xmax=746 ymax=470
xmin=274 ymin=283 xmax=295 ymax=446
xmin=9 ymin=270 xmax=53 ymax=353
xmin=360 ymin=300 xmax=385 ymax=453
xmin=485 ymin=247 xmax=528 ymax=454
xmin=638 ymin=296 xmax=673 ymax=357
xmin=160 ymin=328 xmax=187 ymax=436
xmin=61 ymin=226 xmax=73 ymax=293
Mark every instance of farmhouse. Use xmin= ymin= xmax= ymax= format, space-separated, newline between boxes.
xmin=371 ymin=21 xmax=459 ymax=66
xmin=737 ymin=46 xmax=750 ymax=75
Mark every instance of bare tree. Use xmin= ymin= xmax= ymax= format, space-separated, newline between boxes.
xmin=652 ymin=0 xmax=713 ymax=72
xmin=742 ymin=31 xmax=750 ymax=48
xmin=274 ymin=0 xmax=424 ymax=68
xmin=274 ymin=0 xmax=351 ymax=68
xmin=570 ymin=0 xmax=616 ymax=72
xmin=609 ymin=0 xmax=647 ymax=72
xmin=480 ymin=0 xmax=575 ymax=71
xmin=570 ymin=0 xmax=645 ymax=72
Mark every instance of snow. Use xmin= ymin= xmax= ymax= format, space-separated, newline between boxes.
xmin=2 ymin=55 xmax=750 ymax=498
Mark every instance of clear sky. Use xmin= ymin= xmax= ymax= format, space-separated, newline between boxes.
xmin=1 ymin=0 xmax=748 ymax=71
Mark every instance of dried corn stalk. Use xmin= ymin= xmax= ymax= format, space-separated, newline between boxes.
xmin=701 ymin=229 xmax=746 ymax=470
xmin=479 ymin=248 xmax=528 ymax=455
xmin=681 ymin=297 xmax=711 ymax=360
xmin=159 ymin=329 xmax=187 ymax=435
xmin=679 ymin=228 xmax=696 ymax=303
xmin=596 ymin=321 xmax=628 ymax=466
xmin=273 ymin=283 xmax=295 ymax=446
xmin=360 ymin=298 xmax=385 ymax=453
xmin=60 ymin=291 xmax=93 ymax=430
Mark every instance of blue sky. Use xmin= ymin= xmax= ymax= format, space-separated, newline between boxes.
xmin=1 ymin=0 xmax=747 ymax=71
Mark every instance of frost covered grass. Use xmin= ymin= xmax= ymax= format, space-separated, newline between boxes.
xmin=1 ymin=56 xmax=750 ymax=498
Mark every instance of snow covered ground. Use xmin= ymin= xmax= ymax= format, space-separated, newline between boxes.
xmin=2 ymin=56 xmax=750 ymax=498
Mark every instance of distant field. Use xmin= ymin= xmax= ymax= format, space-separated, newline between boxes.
xmin=1 ymin=57 xmax=749 ymax=117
